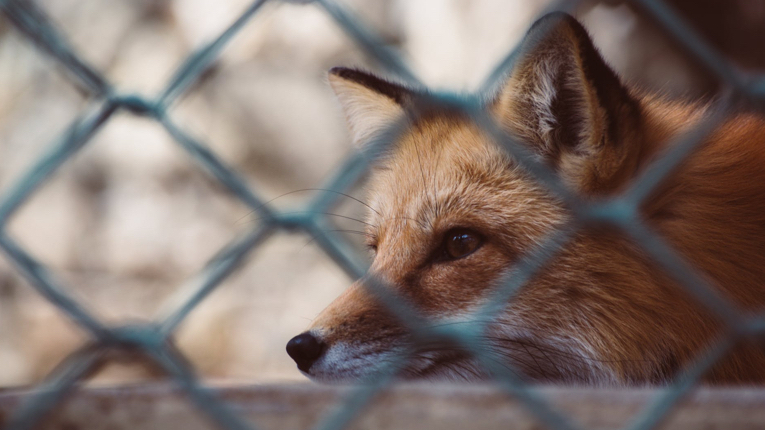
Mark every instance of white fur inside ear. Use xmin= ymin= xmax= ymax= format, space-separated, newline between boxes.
xmin=530 ymin=58 xmax=561 ymax=153
xmin=524 ymin=54 xmax=595 ymax=155
xmin=329 ymin=74 xmax=405 ymax=146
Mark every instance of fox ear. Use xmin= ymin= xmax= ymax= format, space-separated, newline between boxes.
xmin=329 ymin=67 xmax=411 ymax=147
xmin=494 ymin=12 xmax=641 ymax=193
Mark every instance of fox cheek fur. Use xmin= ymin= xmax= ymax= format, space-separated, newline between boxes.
xmin=286 ymin=12 xmax=765 ymax=385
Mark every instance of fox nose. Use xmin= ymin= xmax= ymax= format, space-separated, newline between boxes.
xmin=286 ymin=332 xmax=325 ymax=372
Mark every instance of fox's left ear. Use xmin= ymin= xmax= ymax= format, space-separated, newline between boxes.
xmin=494 ymin=12 xmax=642 ymax=193
xmin=328 ymin=67 xmax=412 ymax=147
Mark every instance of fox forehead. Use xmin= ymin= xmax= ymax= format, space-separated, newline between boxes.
xmin=366 ymin=113 xmax=564 ymax=257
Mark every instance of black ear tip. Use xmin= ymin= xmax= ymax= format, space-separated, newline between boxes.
xmin=327 ymin=67 xmax=377 ymax=84
xmin=537 ymin=11 xmax=578 ymax=22
xmin=328 ymin=67 xmax=381 ymax=84
xmin=527 ymin=11 xmax=587 ymax=38
xmin=328 ymin=66 xmax=355 ymax=78
xmin=530 ymin=11 xmax=580 ymax=28
xmin=327 ymin=67 xmax=412 ymax=105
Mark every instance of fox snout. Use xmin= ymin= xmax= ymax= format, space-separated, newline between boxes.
xmin=286 ymin=279 xmax=412 ymax=382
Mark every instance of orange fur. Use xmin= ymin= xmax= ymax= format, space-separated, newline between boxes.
xmin=288 ymin=13 xmax=765 ymax=385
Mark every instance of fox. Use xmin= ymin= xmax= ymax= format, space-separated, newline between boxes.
xmin=286 ymin=12 xmax=765 ymax=385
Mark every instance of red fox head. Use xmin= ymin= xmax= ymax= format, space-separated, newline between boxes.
xmin=286 ymin=13 xmax=765 ymax=384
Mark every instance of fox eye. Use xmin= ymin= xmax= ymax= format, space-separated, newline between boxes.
xmin=442 ymin=228 xmax=483 ymax=261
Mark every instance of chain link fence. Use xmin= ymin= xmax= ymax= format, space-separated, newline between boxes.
xmin=0 ymin=0 xmax=763 ymax=429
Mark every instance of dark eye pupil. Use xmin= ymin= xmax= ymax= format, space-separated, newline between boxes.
xmin=446 ymin=231 xmax=478 ymax=259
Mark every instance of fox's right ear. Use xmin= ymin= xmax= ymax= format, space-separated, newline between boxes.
xmin=493 ymin=12 xmax=641 ymax=194
xmin=329 ymin=67 xmax=411 ymax=146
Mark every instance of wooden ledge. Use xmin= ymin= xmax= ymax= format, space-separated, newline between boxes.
xmin=2 ymin=382 xmax=765 ymax=429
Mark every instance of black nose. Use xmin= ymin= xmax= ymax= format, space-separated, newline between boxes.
xmin=286 ymin=332 xmax=325 ymax=372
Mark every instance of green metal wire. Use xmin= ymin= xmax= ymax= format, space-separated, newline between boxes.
xmin=0 ymin=0 xmax=762 ymax=429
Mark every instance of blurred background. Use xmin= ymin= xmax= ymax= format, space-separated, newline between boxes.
xmin=0 ymin=0 xmax=763 ymax=387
